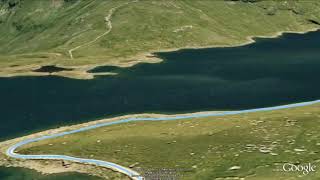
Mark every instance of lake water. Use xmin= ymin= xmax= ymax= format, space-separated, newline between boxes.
xmin=1 ymin=31 xmax=320 ymax=141
xmin=0 ymin=167 xmax=101 ymax=180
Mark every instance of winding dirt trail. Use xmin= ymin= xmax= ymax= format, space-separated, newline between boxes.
xmin=68 ymin=1 xmax=138 ymax=59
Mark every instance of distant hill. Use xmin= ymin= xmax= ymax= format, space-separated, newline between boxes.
xmin=0 ymin=0 xmax=320 ymax=73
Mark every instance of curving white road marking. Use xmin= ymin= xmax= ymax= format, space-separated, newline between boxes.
xmin=6 ymin=99 xmax=320 ymax=179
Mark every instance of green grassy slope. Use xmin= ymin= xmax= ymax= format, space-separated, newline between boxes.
xmin=0 ymin=0 xmax=320 ymax=69
xmin=19 ymin=104 xmax=320 ymax=179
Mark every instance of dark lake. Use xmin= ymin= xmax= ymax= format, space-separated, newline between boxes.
xmin=33 ymin=65 xmax=73 ymax=73
xmin=88 ymin=65 xmax=119 ymax=73
xmin=1 ymin=30 xmax=320 ymax=141
xmin=0 ymin=166 xmax=102 ymax=180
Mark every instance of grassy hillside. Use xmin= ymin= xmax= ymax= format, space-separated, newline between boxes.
xmin=19 ymin=104 xmax=320 ymax=179
xmin=0 ymin=0 xmax=320 ymax=74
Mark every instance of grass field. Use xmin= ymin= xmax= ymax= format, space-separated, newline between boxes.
xmin=1 ymin=0 xmax=320 ymax=76
xmin=18 ymin=104 xmax=320 ymax=179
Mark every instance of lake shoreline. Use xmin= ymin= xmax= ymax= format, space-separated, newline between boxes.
xmin=0 ymin=110 xmax=224 ymax=178
xmin=0 ymin=27 xmax=319 ymax=80
xmin=2 ymin=99 xmax=320 ymax=178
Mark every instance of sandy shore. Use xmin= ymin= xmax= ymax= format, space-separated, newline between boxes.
xmin=146 ymin=27 xmax=320 ymax=54
xmin=0 ymin=27 xmax=319 ymax=80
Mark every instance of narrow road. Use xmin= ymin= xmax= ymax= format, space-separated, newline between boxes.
xmin=68 ymin=0 xmax=138 ymax=59
xmin=6 ymin=99 xmax=320 ymax=180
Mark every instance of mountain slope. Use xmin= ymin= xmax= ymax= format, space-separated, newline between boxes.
xmin=0 ymin=0 xmax=320 ymax=76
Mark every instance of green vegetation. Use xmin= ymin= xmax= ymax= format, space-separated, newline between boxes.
xmin=19 ymin=104 xmax=320 ymax=179
xmin=1 ymin=0 xmax=320 ymax=73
